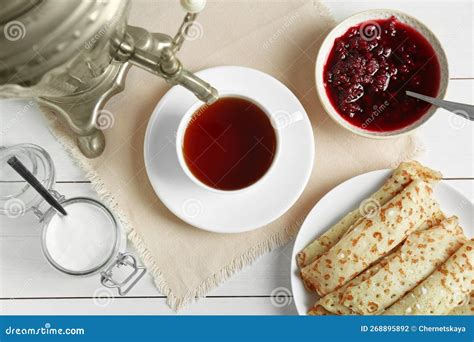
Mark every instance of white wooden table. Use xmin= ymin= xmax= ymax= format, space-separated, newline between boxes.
xmin=1 ymin=0 xmax=472 ymax=315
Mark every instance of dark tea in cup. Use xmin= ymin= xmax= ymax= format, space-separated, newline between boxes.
xmin=182 ymin=96 xmax=277 ymax=191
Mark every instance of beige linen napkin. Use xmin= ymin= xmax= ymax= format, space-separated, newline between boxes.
xmin=47 ymin=0 xmax=421 ymax=309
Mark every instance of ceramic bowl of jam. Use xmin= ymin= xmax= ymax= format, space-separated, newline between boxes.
xmin=315 ymin=10 xmax=449 ymax=138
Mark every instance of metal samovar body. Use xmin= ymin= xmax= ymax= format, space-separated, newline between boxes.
xmin=0 ymin=0 xmax=217 ymax=158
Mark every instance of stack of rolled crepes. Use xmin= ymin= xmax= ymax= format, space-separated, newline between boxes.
xmin=297 ymin=161 xmax=473 ymax=315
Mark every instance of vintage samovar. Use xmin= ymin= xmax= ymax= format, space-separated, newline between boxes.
xmin=0 ymin=0 xmax=218 ymax=157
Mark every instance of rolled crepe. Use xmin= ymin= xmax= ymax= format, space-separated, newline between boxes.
xmin=317 ymin=212 xmax=445 ymax=315
xmin=308 ymin=305 xmax=333 ymax=316
xmin=296 ymin=161 xmax=441 ymax=268
xmin=449 ymin=292 xmax=474 ymax=315
xmin=342 ymin=217 xmax=465 ymax=314
xmin=317 ymin=252 xmax=394 ymax=315
xmin=384 ymin=239 xmax=474 ymax=315
xmin=301 ymin=179 xmax=439 ymax=296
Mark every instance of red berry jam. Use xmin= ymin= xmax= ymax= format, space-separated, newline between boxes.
xmin=324 ymin=16 xmax=441 ymax=131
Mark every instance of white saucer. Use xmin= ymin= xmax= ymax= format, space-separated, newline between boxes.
xmin=144 ymin=66 xmax=314 ymax=233
xmin=291 ymin=169 xmax=474 ymax=315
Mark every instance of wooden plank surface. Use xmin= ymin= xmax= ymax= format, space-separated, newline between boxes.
xmin=0 ymin=297 xmax=296 ymax=315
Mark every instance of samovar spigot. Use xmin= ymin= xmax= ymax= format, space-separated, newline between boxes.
xmin=118 ymin=0 xmax=218 ymax=104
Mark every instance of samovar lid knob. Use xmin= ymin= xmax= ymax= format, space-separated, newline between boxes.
xmin=180 ymin=0 xmax=206 ymax=13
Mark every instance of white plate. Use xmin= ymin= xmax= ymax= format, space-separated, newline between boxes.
xmin=144 ymin=66 xmax=314 ymax=233
xmin=291 ymin=169 xmax=473 ymax=315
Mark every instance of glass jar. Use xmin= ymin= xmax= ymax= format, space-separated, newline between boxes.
xmin=0 ymin=143 xmax=55 ymax=216
xmin=0 ymin=143 xmax=145 ymax=295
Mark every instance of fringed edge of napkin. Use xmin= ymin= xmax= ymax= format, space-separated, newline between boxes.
xmin=129 ymin=218 xmax=304 ymax=310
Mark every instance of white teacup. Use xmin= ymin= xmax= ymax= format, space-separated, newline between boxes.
xmin=175 ymin=93 xmax=281 ymax=194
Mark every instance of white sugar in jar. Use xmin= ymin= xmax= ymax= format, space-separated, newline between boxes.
xmin=40 ymin=197 xmax=146 ymax=295
xmin=43 ymin=199 xmax=118 ymax=274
